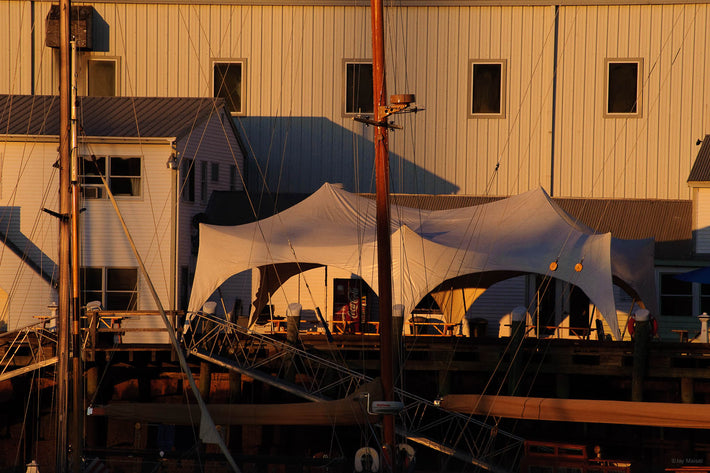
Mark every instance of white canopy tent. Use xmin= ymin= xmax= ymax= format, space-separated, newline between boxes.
xmin=188 ymin=183 xmax=657 ymax=340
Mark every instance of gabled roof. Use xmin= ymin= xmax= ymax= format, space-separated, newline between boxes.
xmin=0 ymin=95 xmax=228 ymax=139
xmin=688 ymin=134 xmax=710 ymax=183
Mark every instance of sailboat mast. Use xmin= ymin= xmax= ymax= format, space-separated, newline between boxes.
xmin=56 ymin=0 xmax=71 ymax=470
xmin=70 ymin=39 xmax=84 ymax=471
xmin=370 ymin=0 xmax=396 ymax=462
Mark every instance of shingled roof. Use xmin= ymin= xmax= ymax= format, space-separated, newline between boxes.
xmin=688 ymin=134 xmax=710 ymax=183
xmin=0 ymin=95 xmax=227 ymax=139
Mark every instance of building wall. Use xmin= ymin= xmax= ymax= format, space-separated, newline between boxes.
xmin=554 ymin=4 xmax=710 ymax=200
xmin=177 ymin=110 xmax=247 ymax=313
xmin=3 ymin=1 xmax=707 ymax=199
xmin=0 ymin=141 xmax=58 ymax=329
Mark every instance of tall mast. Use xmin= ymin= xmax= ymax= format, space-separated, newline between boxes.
xmin=56 ymin=0 xmax=71 ymax=470
xmin=58 ymin=0 xmax=82 ymax=470
xmin=370 ymin=0 xmax=396 ymax=465
xmin=70 ymin=38 xmax=84 ymax=471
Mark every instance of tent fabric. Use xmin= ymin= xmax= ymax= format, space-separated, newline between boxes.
xmin=189 ymin=183 xmax=657 ymax=340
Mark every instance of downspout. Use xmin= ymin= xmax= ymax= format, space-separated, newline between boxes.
xmin=169 ymin=141 xmax=179 ymax=312
xmin=550 ymin=5 xmax=560 ymax=197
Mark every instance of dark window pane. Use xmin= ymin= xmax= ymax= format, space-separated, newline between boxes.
xmin=110 ymin=157 xmax=140 ymax=176
xmin=472 ymin=63 xmax=502 ymax=114
xmin=107 ymin=268 xmax=137 ymax=291
xmin=345 ymin=63 xmax=373 ymax=114
xmin=80 ymin=267 xmax=103 ymax=291
xmin=106 ymin=292 xmax=137 ymax=311
xmin=82 ymin=291 xmax=103 ymax=307
xmin=211 ymin=162 xmax=219 ymax=181
xmin=214 ymin=63 xmax=242 ymax=113
xmin=607 ymin=62 xmax=638 ymax=114
xmin=182 ymin=159 xmax=195 ymax=202
xmin=81 ymin=156 xmax=106 ymax=176
xmin=88 ymin=60 xmax=116 ymax=97
xmin=660 ymin=274 xmax=692 ymax=316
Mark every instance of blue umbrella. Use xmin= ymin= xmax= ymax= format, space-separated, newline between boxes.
xmin=675 ymin=267 xmax=710 ymax=284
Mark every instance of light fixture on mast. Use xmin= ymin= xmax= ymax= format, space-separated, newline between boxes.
xmin=353 ymin=93 xmax=422 ymax=129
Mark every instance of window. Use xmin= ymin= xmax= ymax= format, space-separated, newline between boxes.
xmin=344 ymin=61 xmax=373 ymax=115
xmin=80 ymin=155 xmax=141 ymax=198
xmin=659 ymin=273 xmax=692 ymax=316
xmin=606 ymin=59 xmax=642 ymax=116
xmin=200 ymin=161 xmax=208 ymax=201
xmin=213 ymin=61 xmax=245 ymax=115
xmin=181 ymin=159 xmax=195 ymax=202
xmin=81 ymin=267 xmax=138 ymax=310
xmin=211 ymin=162 xmax=219 ymax=182
xmin=88 ymin=58 xmax=118 ymax=96
xmin=229 ymin=165 xmax=237 ymax=191
xmin=469 ymin=60 xmax=506 ymax=118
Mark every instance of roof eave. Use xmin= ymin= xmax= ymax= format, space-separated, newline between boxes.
xmin=0 ymin=134 xmax=176 ymax=145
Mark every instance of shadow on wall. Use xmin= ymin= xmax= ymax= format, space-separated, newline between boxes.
xmin=0 ymin=207 xmax=57 ymax=286
xmin=237 ymin=116 xmax=459 ymax=195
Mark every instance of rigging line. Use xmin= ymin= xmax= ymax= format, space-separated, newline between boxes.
xmin=1 ymin=141 xmax=60 ymax=328
xmin=14 ymin=367 xmax=36 ymax=468
xmin=484 ymin=5 xmax=568 ymax=198
xmin=551 ymin=4 xmax=696 ymax=240
xmin=90 ymin=156 xmax=241 ymax=473
xmin=7 ymin=2 xmax=31 ymax=98
xmin=539 ymin=5 xmax=699 ymax=278
xmin=587 ymin=5 xmax=699 ymax=233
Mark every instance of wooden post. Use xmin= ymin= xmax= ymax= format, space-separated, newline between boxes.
xmin=508 ymin=307 xmax=527 ymax=396
xmin=199 ymin=362 xmax=212 ymax=401
xmin=681 ymin=377 xmax=694 ymax=404
xmin=631 ymin=311 xmax=650 ymax=402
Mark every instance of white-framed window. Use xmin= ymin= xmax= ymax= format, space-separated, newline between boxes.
xmin=87 ymin=57 xmax=119 ymax=97
xmin=469 ymin=60 xmax=506 ymax=118
xmin=81 ymin=267 xmax=138 ymax=310
xmin=658 ymin=271 xmax=694 ymax=316
xmin=605 ymin=59 xmax=643 ymax=117
xmin=343 ymin=60 xmax=373 ymax=116
xmin=80 ymin=155 xmax=141 ymax=199
xmin=213 ymin=60 xmax=246 ymax=115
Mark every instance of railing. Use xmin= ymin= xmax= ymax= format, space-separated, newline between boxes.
xmin=184 ymin=311 xmax=525 ymax=472
xmin=0 ymin=317 xmax=58 ymax=382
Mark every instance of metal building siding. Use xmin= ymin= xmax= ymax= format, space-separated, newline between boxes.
xmin=554 ymin=4 xmax=709 ymax=200
xmin=0 ymin=2 xmax=31 ymax=95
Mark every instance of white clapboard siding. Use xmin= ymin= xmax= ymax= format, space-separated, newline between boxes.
xmin=0 ymin=142 xmax=60 ymax=328
xmin=80 ymin=142 xmax=174 ymax=310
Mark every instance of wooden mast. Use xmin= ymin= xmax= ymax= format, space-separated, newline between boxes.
xmin=56 ymin=0 xmax=71 ymax=470
xmin=58 ymin=0 xmax=82 ymax=470
xmin=370 ymin=0 xmax=396 ymax=465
